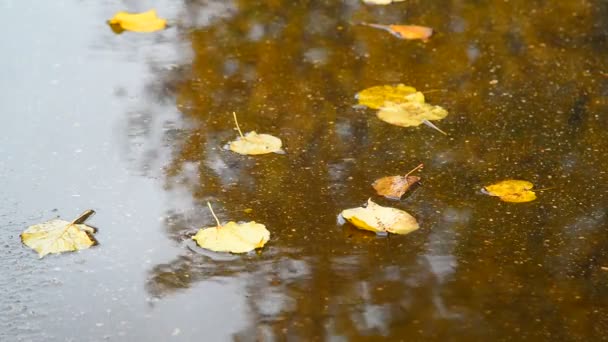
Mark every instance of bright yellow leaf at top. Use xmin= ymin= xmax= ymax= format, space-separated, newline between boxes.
xmin=356 ymin=84 xmax=417 ymax=109
xmin=108 ymin=9 xmax=167 ymax=33
xmin=192 ymin=203 xmax=270 ymax=253
xmin=341 ymin=199 xmax=419 ymax=235
xmin=21 ymin=210 xmax=97 ymax=258
xmin=483 ymin=180 xmax=537 ymax=203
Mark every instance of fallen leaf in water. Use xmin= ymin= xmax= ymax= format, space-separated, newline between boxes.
xmin=482 ymin=180 xmax=537 ymax=203
xmin=192 ymin=203 xmax=270 ymax=253
xmin=21 ymin=210 xmax=97 ymax=258
xmin=193 ymin=221 xmax=270 ymax=253
xmin=108 ymin=9 xmax=167 ymax=33
xmin=373 ymin=175 xmax=420 ymax=200
xmin=228 ymin=112 xmax=283 ymax=155
xmin=341 ymin=199 xmax=419 ymax=235
xmin=373 ymin=164 xmax=423 ymax=199
xmin=229 ymin=131 xmax=283 ymax=155
xmin=356 ymin=84 xmax=417 ymax=109
xmin=356 ymin=86 xmax=449 ymax=135
xmin=362 ymin=0 xmax=406 ymax=4
xmin=377 ymin=94 xmax=448 ymax=129
xmin=361 ymin=23 xmax=433 ymax=41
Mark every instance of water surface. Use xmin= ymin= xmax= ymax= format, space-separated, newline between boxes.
xmin=1 ymin=0 xmax=608 ymax=340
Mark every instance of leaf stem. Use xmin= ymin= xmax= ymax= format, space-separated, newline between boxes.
xmin=207 ymin=201 xmax=222 ymax=227
xmin=233 ymin=112 xmax=244 ymax=138
xmin=420 ymin=89 xmax=446 ymax=94
xmin=404 ymin=163 xmax=424 ymax=177
xmin=534 ymin=187 xmax=556 ymax=192
xmin=72 ymin=210 xmax=95 ymax=224
xmin=422 ymin=119 xmax=448 ymax=135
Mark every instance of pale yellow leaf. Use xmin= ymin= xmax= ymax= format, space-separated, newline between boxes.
xmin=192 ymin=221 xmax=270 ymax=253
xmin=21 ymin=211 xmax=97 ymax=258
xmin=377 ymin=97 xmax=448 ymax=127
xmin=341 ymin=199 xmax=419 ymax=235
xmin=229 ymin=131 xmax=283 ymax=155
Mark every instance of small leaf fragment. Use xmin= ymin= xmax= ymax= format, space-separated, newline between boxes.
xmin=192 ymin=221 xmax=270 ymax=253
xmin=483 ymin=180 xmax=537 ymax=203
xmin=356 ymin=84 xmax=417 ymax=109
xmin=229 ymin=131 xmax=283 ymax=155
xmin=108 ymin=9 xmax=167 ymax=33
xmin=21 ymin=210 xmax=98 ymax=258
xmin=341 ymin=199 xmax=419 ymax=235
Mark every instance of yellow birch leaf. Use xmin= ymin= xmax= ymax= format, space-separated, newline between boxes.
xmin=192 ymin=221 xmax=270 ymax=253
xmin=483 ymin=180 xmax=537 ymax=203
xmin=108 ymin=9 xmax=167 ymax=33
xmin=21 ymin=210 xmax=97 ymax=258
xmin=229 ymin=131 xmax=283 ymax=155
xmin=341 ymin=199 xmax=419 ymax=235
xmin=377 ymin=98 xmax=448 ymax=127
xmin=356 ymin=84 xmax=417 ymax=109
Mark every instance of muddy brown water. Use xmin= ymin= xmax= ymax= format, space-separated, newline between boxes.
xmin=1 ymin=0 xmax=608 ymax=341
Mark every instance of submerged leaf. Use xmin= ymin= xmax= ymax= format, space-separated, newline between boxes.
xmin=21 ymin=210 xmax=97 ymax=258
xmin=192 ymin=221 xmax=270 ymax=253
xmin=229 ymin=131 xmax=283 ymax=155
xmin=108 ymin=9 xmax=167 ymax=33
xmin=483 ymin=180 xmax=537 ymax=203
xmin=341 ymin=199 xmax=419 ymax=235
xmin=356 ymin=84 xmax=417 ymax=109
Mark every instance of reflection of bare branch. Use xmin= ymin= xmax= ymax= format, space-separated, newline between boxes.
xmin=123 ymin=0 xmax=608 ymax=339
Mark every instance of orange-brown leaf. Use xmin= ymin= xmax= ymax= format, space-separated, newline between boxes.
xmin=388 ymin=25 xmax=433 ymax=41
xmin=373 ymin=175 xmax=421 ymax=200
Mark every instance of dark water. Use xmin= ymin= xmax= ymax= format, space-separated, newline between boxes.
xmin=2 ymin=0 xmax=608 ymax=341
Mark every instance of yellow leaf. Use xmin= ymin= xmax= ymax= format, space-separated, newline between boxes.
xmin=229 ymin=131 xmax=283 ymax=155
xmin=20 ymin=210 xmax=97 ymax=258
xmin=108 ymin=9 xmax=167 ymax=33
xmin=341 ymin=199 xmax=419 ymax=235
xmin=192 ymin=221 xmax=270 ymax=253
xmin=377 ymin=97 xmax=448 ymax=127
xmin=483 ymin=180 xmax=537 ymax=203
xmin=388 ymin=25 xmax=433 ymax=41
xmin=356 ymin=84 xmax=417 ymax=109
xmin=361 ymin=23 xmax=433 ymax=41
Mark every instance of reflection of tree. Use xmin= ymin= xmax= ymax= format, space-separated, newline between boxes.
xmin=134 ymin=0 xmax=608 ymax=339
